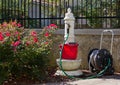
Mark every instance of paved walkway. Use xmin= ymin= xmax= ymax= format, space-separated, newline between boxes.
xmin=67 ymin=73 xmax=120 ymax=85
xmin=39 ymin=79 xmax=119 ymax=85
xmin=39 ymin=73 xmax=120 ymax=85
xmin=67 ymin=78 xmax=120 ymax=85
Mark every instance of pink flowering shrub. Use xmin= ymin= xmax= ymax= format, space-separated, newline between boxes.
xmin=0 ymin=21 xmax=58 ymax=84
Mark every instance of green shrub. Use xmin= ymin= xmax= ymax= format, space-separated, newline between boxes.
xmin=0 ymin=21 xmax=58 ymax=84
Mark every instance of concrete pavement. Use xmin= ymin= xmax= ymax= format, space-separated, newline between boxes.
xmin=39 ymin=73 xmax=120 ymax=85
xmin=67 ymin=78 xmax=120 ymax=85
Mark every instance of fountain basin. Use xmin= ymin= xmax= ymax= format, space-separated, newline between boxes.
xmin=56 ymin=59 xmax=82 ymax=71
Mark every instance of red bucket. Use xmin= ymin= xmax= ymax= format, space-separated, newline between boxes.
xmin=60 ymin=43 xmax=79 ymax=60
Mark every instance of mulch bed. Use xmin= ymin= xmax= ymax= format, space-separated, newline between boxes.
xmin=3 ymin=75 xmax=72 ymax=85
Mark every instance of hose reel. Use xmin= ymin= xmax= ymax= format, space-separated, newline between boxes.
xmin=88 ymin=30 xmax=114 ymax=75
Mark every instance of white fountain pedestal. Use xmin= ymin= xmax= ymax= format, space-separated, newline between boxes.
xmin=55 ymin=59 xmax=83 ymax=76
xmin=55 ymin=8 xmax=83 ymax=76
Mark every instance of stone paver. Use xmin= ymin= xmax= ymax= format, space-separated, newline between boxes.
xmin=39 ymin=79 xmax=119 ymax=85
xmin=67 ymin=78 xmax=120 ymax=85
xmin=67 ymin=73 xmax=120 ymax=85
xmin=39 ymin=73 xmax=120 ymax=85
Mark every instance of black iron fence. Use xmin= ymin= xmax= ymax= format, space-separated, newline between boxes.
xmin=0 ymin=0 xmax=120 ymax=29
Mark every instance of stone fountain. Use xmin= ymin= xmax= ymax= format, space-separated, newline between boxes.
xmin=55 ymin=8 xmax=83 ymax=76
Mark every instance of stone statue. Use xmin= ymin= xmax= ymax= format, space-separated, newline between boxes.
xmin=64 ymin=8 xmax=75 ymax=43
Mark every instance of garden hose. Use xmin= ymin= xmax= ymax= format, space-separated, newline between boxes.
xmin=59 ymin=33 xmax=111 ymax=79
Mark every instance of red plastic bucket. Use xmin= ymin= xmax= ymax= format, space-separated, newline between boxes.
xmin=60 ymin=43 xmax=79 ymax=60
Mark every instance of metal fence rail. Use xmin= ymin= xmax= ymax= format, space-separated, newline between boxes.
xmin=0 ymin=0 xmax=120 ymax=29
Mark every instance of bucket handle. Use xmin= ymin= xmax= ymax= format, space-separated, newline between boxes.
xmin=100 ymin=30 xmax=114 ymax=54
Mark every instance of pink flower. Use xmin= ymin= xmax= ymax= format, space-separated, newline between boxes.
xmin=12 ymin=41 xmax=20 ymax=47
xmin=26 ymin=41 xmax=31 ymax=46
xmin=44 ymin=32 xmax=49 ymax=37
xmin=0 ymin=32 xmax=4 ymax=41
xmin=17 ymin=23 xmax=22 ymax=27
xmin=2 ymin=22 xmax=7 ymax=27
xmin=14 ymin=31 xmax=20 ymax=40
xmin=12 ymin=21 xmax=17 ymax=26
xmin=0 ymin=36 xmax=4 ymax=41
xmin=5 ymin=32 xmax=11 ymax=37
xmin=31 ymin=31 xmax=37 ymax=37
xmin=17 ymin=35 xmax=20 ymax=40
xmin=33 ymin=37 xmax=38 ymax=42
xmin=15 ymin=31 xmax=19 ymax=35
xmin=45 ymin=42 xmax=48 ymax=45
xmin=48 ymin=24 xmax=58 ymax=29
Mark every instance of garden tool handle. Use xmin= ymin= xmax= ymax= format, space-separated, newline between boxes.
xmin=100 ymin=30 xmax=114 ymax=54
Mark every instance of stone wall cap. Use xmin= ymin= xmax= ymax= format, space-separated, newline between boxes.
xmin=55 ymin=29 xmax=120 ymax=35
